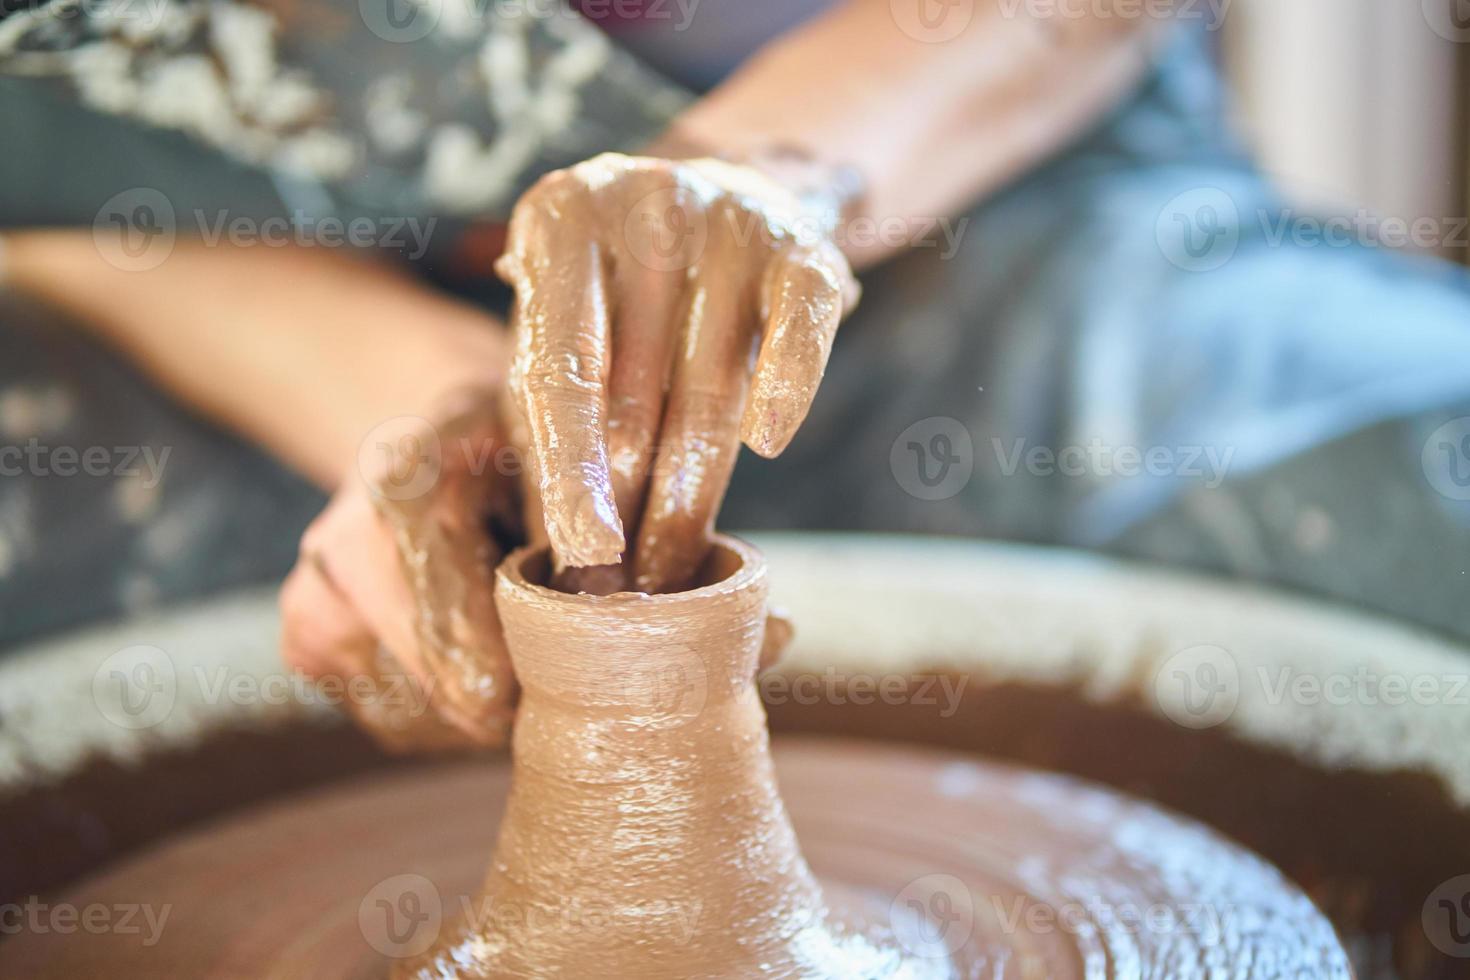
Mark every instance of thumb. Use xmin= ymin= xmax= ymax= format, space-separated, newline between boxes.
xmin=759 ymin=607 xmax=795 ymax=672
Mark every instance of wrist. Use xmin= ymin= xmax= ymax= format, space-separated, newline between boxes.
xmin=643 ymin=126 xmax=867 ymax=241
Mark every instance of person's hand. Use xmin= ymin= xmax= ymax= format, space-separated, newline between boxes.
xmin=278 ymin=387 xmax=522 ymax=750
xmin=497 ymin=151 xmax=860 ymax=593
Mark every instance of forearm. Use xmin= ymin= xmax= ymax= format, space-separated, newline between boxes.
xmin=3 ymin=233 xmax=507 ymax=490
xmin=668 ymin=0 xmax=1165 ymax=267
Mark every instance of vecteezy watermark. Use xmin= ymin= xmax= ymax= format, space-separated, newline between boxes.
xmin=0 ymin=439 xmax=169 ymax=488
xmin=93 ymin=645 xmax=178 ymax=730
xmin=759 ymin=670 xmax=969 ymax=718
xmin=93 ymin=188 xmax=176 ymax=273
xmin=358 ymin=875 xmax=703 ymax=958
xmin=998 ymin=0 xmax=1233 ymax=31
xmin=830 ymin=215 xmax=969 ymax=262
xmin=454 ymin=895 xmax=704 ymax=946
xmin=357 ymin=415 xmax=525 ymax=502
xmin=360 ymin=874 xmax=443 ymax=959
xmin=1152 ymin=644 xmax=1240 ymax=730
xmin=1424 ymin=875 xmax=1470 ymax=958
xmin=1422 ymin=0 xmax=1470 ymax=43
xmin=11 ymin=0 xmax=173 ymax=38
xmin=620 ymin=189 xmax=970 ymax=273
xmin=622 ymin=186 xmax=710 ymax=274
xmin=992 ymin=437 xmax=1234 ymax=488
xmin=1422 ymin=416 xmax=1470 ymax=502
xmin=1157 ymin=186 xmax=1470 ymax=271
xmin=572 ymin=0 xmax=699 ymax=28
xmin=991 ymin=894 xmax=1229 ymax=947
xmin=1254 ymin=209 xmax=1470 ymax=252
xmin=889 ymin=0 xmax=975 ymax=43
xmin=890 ymin=873 xmax=1234 ymax=961
xmin=890 ymin=874 xmax=976 ymax=959
xmin=0 ymin=897 xmax=171 ymax=947
xmin=91 ymin=645 xmax=439 ymax=731
xmin=1153 ymin=646 xmax=1470 ymax=731
xmin=1254 ymin=665 xmax=1470 ymax=709
xmin=193 ymin=665 xmax=440 ymax=717
xmin=606 ymin=645 xmax=710 ymax=727
xmin=93 ymin=188 xmax=438 ymax=271
xmin=191 ymin=211 xmax=437 ymax=257
xmin=360 ymin=0 xmax=700 ymax=43
xmin=1156 ymin=187 xmax=1241 ymax=272
xmin=893 ymin=421 xmax=1235 ymax=502
xmin=891 ymin=417 xmax=975 ymax=501
xmin=359 ymin=416 xmax=446 ymax=502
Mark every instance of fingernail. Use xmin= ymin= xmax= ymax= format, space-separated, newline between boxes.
xmin=741 ymin=395 xmax=799 ymax=459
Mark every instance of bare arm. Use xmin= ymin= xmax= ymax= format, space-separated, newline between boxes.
xmin=3 ymin=233 xmax=506 ymax=490
xmin=667 ymin=0 xmax=1164 ymax=267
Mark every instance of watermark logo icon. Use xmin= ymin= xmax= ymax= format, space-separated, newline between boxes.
xmin=623 ymin=187 xmax=708 ymax=273
xmin=614 ymin=645 xmax=709 ymax=727
xmin=77 ymin=0 xmax=173 ymax=32
xmin=1423 ymin=0 xmax=1470 ymax=42
xmin=1423 ymin=875 xmax=1470 ymax=957
xmin=358 ymin=416 xmax=443 ymax=502
xmin=93 ymin=188 xmax=176 ymax=272
xmin=1156 ymin=187 xmax=1240 ymax=272
xmin=92 ymin=645 xmax=177 ymax=730
xmin=1422 ymin=417 xmax=1470 ymax=502
xmin=891 ymin=417 xmax=974 ymax=501
xmin=360 ymin=0 xmax=438 ymax=42
xmin=890 ymin=0 xmax=975 ymax=43
xmin=359 ymin=874 xmax=442 ymax=958
xmin=1153 ymin=644 xmax=1240 ymax=730
xmin=890 ymin=873 xmax=975 ymax=959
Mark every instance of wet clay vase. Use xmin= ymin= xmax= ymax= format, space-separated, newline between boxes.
xmin=392 ymin=535 xmax=930 ymax=979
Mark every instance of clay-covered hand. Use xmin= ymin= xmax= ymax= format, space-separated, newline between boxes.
xmin=278 ymin=388 xmax=521 ymax=751
xmin=497 ymin=152 xmax=860 ymax=594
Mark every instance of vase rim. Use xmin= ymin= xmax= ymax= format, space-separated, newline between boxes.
xmin=497 ymin=533 xmax=766 ymax=607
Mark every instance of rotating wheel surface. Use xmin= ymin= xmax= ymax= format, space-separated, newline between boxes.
xmin=0 ymin=737 xmax=1351 ymax=979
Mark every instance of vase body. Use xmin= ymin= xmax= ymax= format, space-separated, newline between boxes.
xmin=392 ymin=535 xmax=922 ymax=979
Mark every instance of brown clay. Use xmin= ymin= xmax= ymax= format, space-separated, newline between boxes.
xmin=497 ymin=153 xmax=857 ymax=594
xmin=0 ymin=737 xmax=1354 ymax=978
xmin=392 ymin=535 xmax=934 ymax=978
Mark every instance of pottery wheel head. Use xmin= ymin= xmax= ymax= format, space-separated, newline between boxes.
xmin=0 ymin=738 xmax=1351 ymax=980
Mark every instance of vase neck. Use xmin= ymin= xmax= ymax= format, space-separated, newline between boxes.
xmin=496 ymin=540 xmax=768 ymax=712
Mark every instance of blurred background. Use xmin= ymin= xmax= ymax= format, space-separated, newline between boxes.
xmin=1226 ymin=0 xmax=1467 ymax=262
